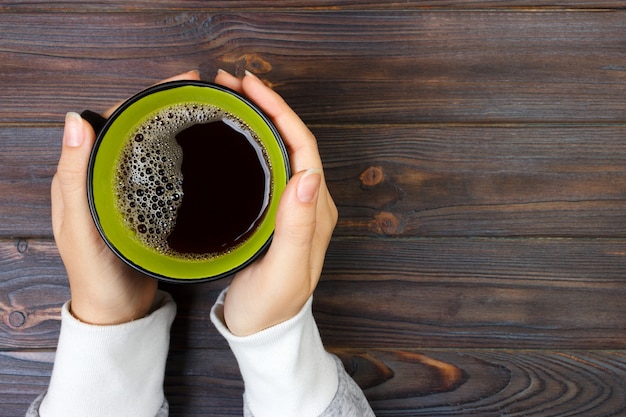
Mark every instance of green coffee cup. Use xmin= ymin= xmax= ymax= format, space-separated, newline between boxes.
xmin=85 ymin=80 xmax=290 ymax=283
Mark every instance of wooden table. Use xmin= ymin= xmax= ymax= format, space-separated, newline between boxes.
xmin=2 ymin=2 xmax=626 ymax=416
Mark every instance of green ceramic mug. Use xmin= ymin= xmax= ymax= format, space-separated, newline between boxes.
xmin=84 ymin=80 xmax=290 ymax=283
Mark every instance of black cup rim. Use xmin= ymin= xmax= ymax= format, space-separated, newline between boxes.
xmin=86 ymin=80 xmax=291 ymax=284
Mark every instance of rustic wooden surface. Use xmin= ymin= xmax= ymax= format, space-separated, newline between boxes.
xmin=2 ymin=2 xmax=626 ymax=416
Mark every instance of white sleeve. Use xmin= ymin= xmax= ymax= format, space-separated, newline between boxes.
xmin=210 ymin=288 xmax=339 ymax=417
xmin=35 ymin=290 xmax=176 ymax=417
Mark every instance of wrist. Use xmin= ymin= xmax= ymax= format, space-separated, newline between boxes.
xmin=223 ymin=276 xmax=311 ymax=336
xmin=69 ymin=300 xmax=150 ymax=325
xmin=69 ymin=285 xmax=158 ymax=325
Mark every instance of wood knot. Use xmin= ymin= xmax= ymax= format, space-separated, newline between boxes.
xmin=16 ymin=238 xmax=28 ymax=253
xmin=9 ymin=311 xmax=26 ymax=328
xmin=331 ymin=350 xmax=394 ymax=390
xmin=360 ymin=166 xmax=384 ymax=188
xmin=372 ymin=211 xmax=402 ymax=236
xmin=235 ymin=53 xmax=272 ymax=76
xmin=332 ymin=349 xmax=467 ymax=400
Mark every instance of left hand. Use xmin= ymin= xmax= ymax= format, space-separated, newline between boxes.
xmin=215 ymin=70 xmax=338 ymax=336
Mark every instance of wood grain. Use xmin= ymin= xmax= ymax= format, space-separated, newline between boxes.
xmin=2 ymin=348 xmax=626 ymax=417
xmin=359 ymin=349 xmax=626 ymax=416
xmin=3 ymin=0 xmax=625 ymax=11
xmin=320 ymin=125 xmax=626 ymax=238
xmin=317 ymin=236 xmax=626 ymax=349
xmin=0 ymin=239 xmax=68 ymax=349
xmin=0 ymin=127 xmax=58 ymax=238
xmin=1 ymin=11 xmax=625 ymax=124
xmin=4 ymin=125 xmax=626 ymax=238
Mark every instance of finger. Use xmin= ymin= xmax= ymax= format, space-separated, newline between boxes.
xmin=156 ymin=69 xmax=201 ymax=84
xmin=240 ymin=71 xmax=323 ymax=173
xmin=62 ymin=70 xmax=202 ymax=208
xmin=50 ymin=173 xmax=64 ymax=239
xmin=54 ymin=112 xmax=97 ymax=230
xmin=102 ymin=70 xmax=202 ymax=118
xmin=264 ymin=169 xmax=323 ymax=289
xmin=308 ymin=186 xmax=338 ymax=278
xmin=215 ymin=69 xmax=243 ymax=93
xmin=238 ymin=71 xmax=337 ymax=279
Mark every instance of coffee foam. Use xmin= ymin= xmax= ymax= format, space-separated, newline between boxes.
xmin=114 ymin=102 xmax=260 ymax=259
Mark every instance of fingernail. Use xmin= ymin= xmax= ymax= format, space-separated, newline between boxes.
xmin=188 ymin=69 xmax=200 ymax=77
xmin=217 ymin=68 xmax=230 ymax=76
xmin=64 ymin=112 xmax=84 ymax=147
xmin=297 ymin=168 xmax=322 ymax=203
xmin=244 ymin=70 xmax=259 ymax=80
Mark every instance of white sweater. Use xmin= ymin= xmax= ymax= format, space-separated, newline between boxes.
xmin=27 ymin=289 xmax=374 ymax=417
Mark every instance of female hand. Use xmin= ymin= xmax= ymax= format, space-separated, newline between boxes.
xmin=51 ymin=70 xmax=201 ymax=325
xmin=214 ymin=70 xmax=338 ymax=336
xmin=52 ymin=68 xmax=336 ymax=330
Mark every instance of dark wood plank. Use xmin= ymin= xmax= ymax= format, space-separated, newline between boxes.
xmin=317 ymin=237 xmax=626 ymax=349
xmin=3 ymin=348 xmax=626 ymax=417
xmin=3 ymin=237 xmax=626 ymax=350
xmin=0 ymin=127 xmax=59 ymax=238
xmin=5 ymin=125 xmax=626 ymax=239
xmin=359 ymin=349 xmax=626 ymax=416
xmin=320 ymin=125 xmax=626 ymax=238
xmin=0 ymin=351 xmax=54 ymax=417
xmin=1 ymin=11 xmax=625 ymax=124
xmin=0 ymin=239 xmax=69 ymax=349
xmin=3 ymin=0 xmax=625 ymax=11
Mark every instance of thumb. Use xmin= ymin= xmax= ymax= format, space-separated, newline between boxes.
xmin=224 ymin=168 xmax=324 ymax=335
xmin=52 ymin=112 xmax=97 ymax=232
xmin=274 ymin=167 xmax=322 ymax=245
xmin=265 ymin=168 xmax=322 ymax=278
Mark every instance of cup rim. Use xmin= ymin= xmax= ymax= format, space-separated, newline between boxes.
xmin=87 ymin=80 xmax=291 ymax=283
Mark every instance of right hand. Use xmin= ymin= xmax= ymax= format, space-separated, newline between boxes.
xmin=214 ymin=70 xmax=339 ymax=336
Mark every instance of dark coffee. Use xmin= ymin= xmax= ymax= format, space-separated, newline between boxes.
xmin=167 ymin=120 xmax=270 ymax=254
xmin=114 ymin=103 xmax=272 ymax=259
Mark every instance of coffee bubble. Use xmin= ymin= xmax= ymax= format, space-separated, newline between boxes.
xmin=114 ymin=102 xmax=266 ymax=259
